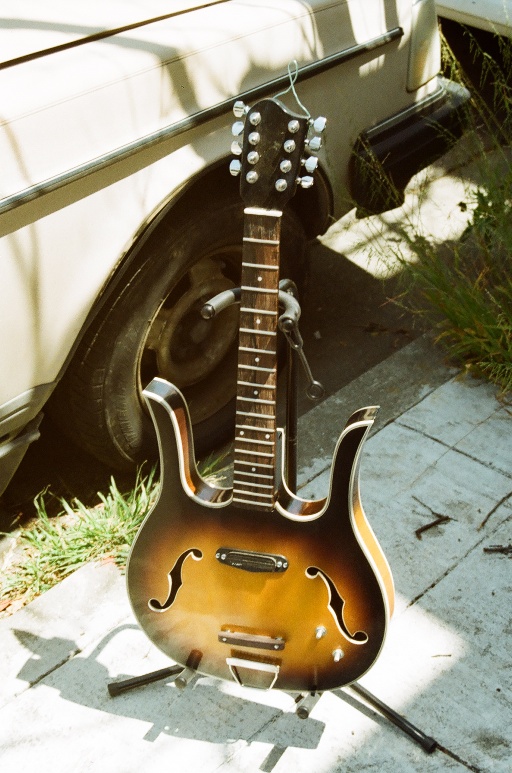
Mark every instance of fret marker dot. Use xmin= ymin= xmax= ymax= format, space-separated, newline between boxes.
xmin=255 ymin=357 xmax=260 ymax=363
xmin=256 ymin=318 xmax=261 ymax=325
xmin=251 ymin=467 xmax=256 ymax=472
xmin=265 ymin=434 xmax=270 ymax=439
xmin=257 ymin=276 xmax=262 ymax=282
xmin=254 ymin=390 xmax=259 ymax=396
xmin=239 ymin=431 xmax=244 ymax=436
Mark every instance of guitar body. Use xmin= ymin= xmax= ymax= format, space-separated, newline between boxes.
xmin=127 ymin=379 xmax=394 ymax=693
xmin=128 ymin=97 xmax=393 ymax=693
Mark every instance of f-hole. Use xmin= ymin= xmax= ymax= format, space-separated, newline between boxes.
xmin=149 ymin=548 xmax=203 ymax=612
xmin=306 ymin=566 xmax=368 ymax=644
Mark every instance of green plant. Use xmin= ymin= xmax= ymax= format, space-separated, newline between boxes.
xmin=0 ymin=469 xmax=156 ymax=610
xmin=385 ymin=30 xmax=512 ymax=393
xmin=0 ymin=448 xmax=232 ymax=613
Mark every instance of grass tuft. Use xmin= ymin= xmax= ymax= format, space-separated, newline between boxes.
xmin=0 ymin=449 xmax=233 ymax=615
xmin=0 ymin=469 xmax=156 ymax=611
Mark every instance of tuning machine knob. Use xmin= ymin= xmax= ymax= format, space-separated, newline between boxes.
xmin=233 ymin=100 xmax=248 ymax=118
xmin=297 ymin=175 xmax=314 ymax=189
xmin=311 ymin=115 xmax=327 ymax=134
xmin=306 ymin=135 xmax=322 ymax=152
xmin=231 ymin=120 xmax=245 ymax=137
xmin=229 ymin=159 xmax=242 ymax=177
xmin=302 ymin=156 xmax=318 ymax=174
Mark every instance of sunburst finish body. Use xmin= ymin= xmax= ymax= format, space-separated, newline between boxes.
xmin=127 ymin=380 xmax=394 ymax=692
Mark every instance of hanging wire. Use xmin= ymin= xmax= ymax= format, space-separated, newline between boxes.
xmin=275 ymin=60 xmax=311 ymax=118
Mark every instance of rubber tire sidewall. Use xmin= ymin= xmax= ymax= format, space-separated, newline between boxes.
xmin=52 ymin=196 xmax=306 ymax=469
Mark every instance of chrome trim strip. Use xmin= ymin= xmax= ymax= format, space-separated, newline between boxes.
xmin=0 ymin=27 xmax=403 ymax=217
xmin=364 ymin=77 xmax=445 ymax=139
xmin=0 ymin=2 xmax=233 ymax=71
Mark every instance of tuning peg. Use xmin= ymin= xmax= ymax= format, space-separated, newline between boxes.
xmin=233 ymin=100 xmax=248 ymax=118
xmin=303 ymin=156 xmax=318 ymax=174
xmin=298 ymin=175 xmax=314 ymax=189
xmin=311 ymin=116 xmax=327 ymax=133
xmin=231 ymin=121 xmax=245 ymax=137
xmin=229 ymin=159 xmax=241 ymax=176
xmin=306 ymin=136 xmax=322 ymax=151
xmin=231 ymin=140 xmax=242 ymax=156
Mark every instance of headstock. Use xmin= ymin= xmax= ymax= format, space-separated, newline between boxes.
xmin=229 ymin=97 xmax=326 ymax=210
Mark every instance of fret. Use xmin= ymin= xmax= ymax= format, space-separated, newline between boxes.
xmin=234 ymin=449 xmax=274 ymax=459
xmin=238 ymin=470 xmax=274 ymax=488
xmin=232 ymin=488 xmax=274 ymax=498
xmin=237 ymin=437 xmax=274 ymax=446
xmin=236 ymin=424 xmax=274 ymax=433
xmin=234 ymin=482 xmax=274 ymax=491
xmin=232 ymin=497 xmax=273 ymax=508
xmin=239 ymin=328 xmax=277 ymax=337
xmin=242 ymin=262 xmax=279 ymax=270
xmin=244 ymin=207 xmax=282 ymax=217
xmin=236 ymin=410 xmax=275 ymax=419
xmin=238 ymin=364 xmax=275 ymax=373
xmin=243 ymin=237 xmax=280 ymax=245
xmin=237 ymin=396 xmax=275 ymax=405
xmin=237 ymin=380 xmax=276 ymax=389
xmin=235 ymin=460 xmax=274 ymax=469
xmin=234 ymin=470 xmax=274 ymax=481
xmin=240 ymin=285 xmax=279 ymax=294
xmin=240 ymin=307 xmax=277 ymax=315
xmin=239 ymin=346 xmax=277 ymax=355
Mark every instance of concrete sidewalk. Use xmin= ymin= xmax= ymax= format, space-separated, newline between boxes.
xmin=1 ymin=334 xmax=511 ymax=772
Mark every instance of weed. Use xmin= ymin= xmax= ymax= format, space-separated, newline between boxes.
xmin=384 ymin=30 xmax=512 ymax=393
xmin=0 ymin=450 xmax=232 ymax=614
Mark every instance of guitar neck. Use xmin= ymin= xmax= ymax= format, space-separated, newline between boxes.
xmin=232 ymin=207 xmax=282 ymax=511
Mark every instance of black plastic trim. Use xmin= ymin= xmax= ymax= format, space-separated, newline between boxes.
xmin=350 ymin=77 xmax=471 ymax=215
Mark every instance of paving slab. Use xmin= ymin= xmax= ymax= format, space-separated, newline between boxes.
xmin=0 ymin=346 xmax=511 ymax=772
xmin=0 ymin=560 xmax=128 ymax=709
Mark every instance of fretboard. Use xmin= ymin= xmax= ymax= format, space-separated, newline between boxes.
xmin=232 ymin=207 xmax=281 ymax=511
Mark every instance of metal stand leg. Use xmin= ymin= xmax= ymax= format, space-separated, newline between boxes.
xmin=107 ymin=665 xmax=184 ymax=697
xmin=347 ymin=682 xmax=437 ymax=753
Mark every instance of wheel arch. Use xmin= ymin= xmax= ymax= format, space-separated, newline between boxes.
xmin=54 ymin=156 xmax=332 ymax=386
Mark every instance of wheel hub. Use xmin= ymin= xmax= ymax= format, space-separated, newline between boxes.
xmin=145 ymin=258 xmax=239 ymax=388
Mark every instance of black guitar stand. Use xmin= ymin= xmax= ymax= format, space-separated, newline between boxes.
xmin=108 ymin=280 xmax=438 ymax=755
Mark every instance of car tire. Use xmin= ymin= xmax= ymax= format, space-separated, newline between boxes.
xmin=51 ymin=193 xmax=307 ymax=470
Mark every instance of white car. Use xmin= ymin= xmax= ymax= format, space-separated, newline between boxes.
xmin=0 ymin=0 xmax=469 ymax=496
xmin=436 ymin=1 xmax=511 ymax=36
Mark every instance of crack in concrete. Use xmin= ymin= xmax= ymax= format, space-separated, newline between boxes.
xmin=407 ymin=507 xmax=512 ymax=609
xmin=395 ymin=419 xmax=512 ymax=481
xmin=26 ymin=647 xmax=82 ymax=690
